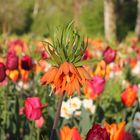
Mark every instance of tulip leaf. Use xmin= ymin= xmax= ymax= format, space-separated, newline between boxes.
xmin=80 ymin=107 xmax=92 ymax=136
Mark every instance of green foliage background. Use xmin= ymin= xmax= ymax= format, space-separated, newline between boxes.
xmin=0 ymin=0 xmax=137 ymax=39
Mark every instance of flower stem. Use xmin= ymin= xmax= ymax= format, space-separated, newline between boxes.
xmin=50 ymin=94 xmax=64 ymax=140
xmin=37 ymin=129 xmax=40 ymax=140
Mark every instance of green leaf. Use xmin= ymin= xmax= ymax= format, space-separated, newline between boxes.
xmin=47 ymin=46 xmax=62 ymax=65
xmin=74 ymin=58 xmax=102 ymax=67
xmin=80 ymin=107 xmax=92 ymax=136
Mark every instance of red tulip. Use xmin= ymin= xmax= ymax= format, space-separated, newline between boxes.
xmin=121 ymin=85 xmax=137 ymax=107
xmin=6 ymin=50 xmax=18 ymax=70
xmin=103 ymin=47 xmax=116 ymax=64
xmin=21 ymin=55 xmax=33 ymax=70
xmin=124 ymin=132 xmax=134 ymax=140
xmin=0 ymin=63 xmax=6 ymax=82
xmin=86 ymin=124 xmax=110 ymax=140
xmin=23 ymin=97 xmax=47 ymax=120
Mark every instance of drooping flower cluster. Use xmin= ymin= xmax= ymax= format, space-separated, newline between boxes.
xmin=41 ymin=62 xmax=91 ymax=96
xmin=40 ymin=25 xmax=98 ymax=96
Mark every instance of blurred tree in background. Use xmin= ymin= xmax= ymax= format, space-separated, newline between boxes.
xmin=0 ymin=0 xmax=33 ymax=35
xmin=117 ymin=0 xmax=137 ymax=41
xmin=81 ymin=0 xmax=104 ymax=37
xmin=104 ymin=0 xmax=117 ymax=41
xmin=0 ymin=0 xmax=139 ymax=41
xmin=135 ymin=0 xmax=140 ymax=39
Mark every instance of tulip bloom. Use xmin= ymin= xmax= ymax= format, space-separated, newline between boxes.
xmin=7 ymin=70 xmax=19 ymax=82
xmin=124 ymin=132 xmax=134 ymax=140
xmin=6 ymin=51 xmax=18 ymax=70
xmin=104 ymin=121 xmax=125 ymax=140
xmin=22 ymin=97 xmax=47 ymax=120
xmin=0 ymin=63 xmax=6 ymax=82
xmin=8 ymin=39 xmax=26 ymax=53
xmin=21 ymin=55 xmax=33 ymax=71
xmin=60 ymin=126 xmax=82 ymax=140
xmin=94 ymin=61 xmax=110 ymax=79
xmin=103 ymin=47 xmax=116 ymax=64
xmin=86 ymin=124 xmax=110 ymax=140
xmin=121 ymin=86 xmax=137 ymax=107
xmin=84 ymin=76 xmax=105 ymax=99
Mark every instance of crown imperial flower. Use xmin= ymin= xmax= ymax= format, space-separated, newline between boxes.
xmin=40 ymin=25 xmax=100 ymax=96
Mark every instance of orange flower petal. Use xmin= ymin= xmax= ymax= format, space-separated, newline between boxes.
xmin=73 ymin=78 xmax=81 ymax=95
xmin=54 ymin=67 xmax=63 ymax=84
xmin=60 ymin=62 xmax=70 ymax=75
xmin=40 ymin=67 xmax=55 ymax=84
xmin=46 ymin=67 xmax=58 ymax=84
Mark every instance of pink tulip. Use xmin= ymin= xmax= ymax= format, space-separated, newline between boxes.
xmin=89 ymin=76 xmax=105 ymax=95
xmin=6 ymin=50 xmax=18 ymax=70
xmin=103 ymin=46 xmax=116 ymax=64
xmin=0 ymin=63 xmax=6 ymax=82
xmin=35 ymin=116 xmax=45 ymax=128
xmin=23 ymin=97 xmax=47 ymax=120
